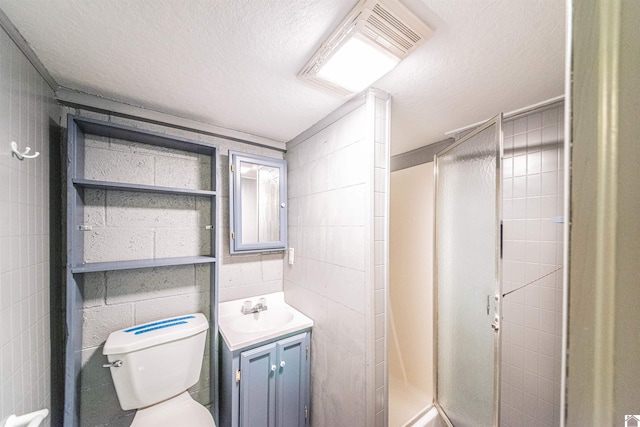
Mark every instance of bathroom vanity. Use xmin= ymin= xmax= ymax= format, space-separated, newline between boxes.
xmin=218 ymin=293 xmax=313 ymax=427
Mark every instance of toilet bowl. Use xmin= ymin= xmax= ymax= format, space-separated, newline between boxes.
xmin=103 ymin=313 xmax=216 ymax=427
xmin=131 ymin=392 xmax=213 ymax=427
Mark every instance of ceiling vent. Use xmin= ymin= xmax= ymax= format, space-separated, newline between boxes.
xmin=298 ymin=0 xmax=433 ymax=97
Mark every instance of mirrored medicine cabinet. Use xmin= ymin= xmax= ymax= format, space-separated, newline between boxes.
xmin=229 ymin=151 xmax=287 ymax=254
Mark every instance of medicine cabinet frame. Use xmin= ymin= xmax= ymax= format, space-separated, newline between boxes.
xmin=228 ymin=151 xmax=287 ymax=254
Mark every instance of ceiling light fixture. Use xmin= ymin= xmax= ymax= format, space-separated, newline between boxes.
xmin=298 ymin=0 xmax=433 ymax=97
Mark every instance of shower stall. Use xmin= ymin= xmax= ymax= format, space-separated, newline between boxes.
xmin=389 ymin=162 xmax=435 ymax=426
xmin=389 ymin=101 xmax=565 ymax=427
xmin=434 ymin=115 xmax=503 ymax=427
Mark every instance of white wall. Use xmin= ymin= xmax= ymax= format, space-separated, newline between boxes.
xmin=568 ymin=0 xmax=640 ymax=423
xmin=388 ymin=162 xmax=434 ymax=426
xmin=0 ymin=25 xmax=57 ymax=427
xmin=284 ymin=90 xmax=390 ymax=427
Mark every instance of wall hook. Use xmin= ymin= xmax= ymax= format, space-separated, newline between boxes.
xmin=11 ymin=141 xmax=40 ymax=160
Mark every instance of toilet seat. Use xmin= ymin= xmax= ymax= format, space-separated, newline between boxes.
xmin=131 ymin=391 xmax=216 ymax=427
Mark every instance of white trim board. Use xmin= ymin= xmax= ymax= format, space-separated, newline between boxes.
xmin=0 ymin=8 xmax=59 ymax=90
xmin=56 ymin=88 xmax=286 ymax=151
xmin=287 ymin=88 xmax=390 ymax=149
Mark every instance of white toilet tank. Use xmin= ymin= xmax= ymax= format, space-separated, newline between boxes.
xmin=103 ymin=313 xmax=209 ymax=410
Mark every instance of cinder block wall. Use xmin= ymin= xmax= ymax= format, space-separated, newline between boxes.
xmin=61 ymin=108 xmax=284 ymax=427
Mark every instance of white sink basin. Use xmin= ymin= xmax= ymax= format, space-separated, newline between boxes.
xmin=218 ymin=292 xmax=314 ymax=351
xmin=228 ymin=310 xmax=294 ymax=334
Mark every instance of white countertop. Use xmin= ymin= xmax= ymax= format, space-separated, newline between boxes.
xmin=218 ymin=292 xmax=314 ymax=351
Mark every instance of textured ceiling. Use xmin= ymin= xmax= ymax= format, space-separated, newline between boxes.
xmin=0 ymin=0 xmax=565 ymax=155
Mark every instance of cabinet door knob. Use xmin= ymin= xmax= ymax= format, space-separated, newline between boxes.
xmin=271 ymin=365 xmax=276 ymax=372
xmin=280 ymin=361 xmax=286 ymax=368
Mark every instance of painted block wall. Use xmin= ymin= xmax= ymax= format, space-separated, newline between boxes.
xmin=500 ymin=105 xmax=564 ymax=427
xmin=284 ymin=91 xmax=390 ymax=427
xmin=62 ymin=107 xmax=284 ymax=426
xmin=0 ymin=26 xmax=57 ymax=427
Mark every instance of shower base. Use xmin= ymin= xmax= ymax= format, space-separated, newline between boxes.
xmin=389 ymin=375 xmax=433 ymax=427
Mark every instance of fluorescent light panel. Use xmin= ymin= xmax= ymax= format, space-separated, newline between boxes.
xmin=298 ymin=0 xmax=433 ymax=97
xmin=316 ymin=33 xmax=400 ymax=93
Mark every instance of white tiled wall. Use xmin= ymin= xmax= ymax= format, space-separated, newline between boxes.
xmin=284 ymin=90 xmax=390 ymax=427
xmin=63 ymin=108 xmax=285 ymax=426
xmin=500 ymin=105 xmax=564 ymax=427
xmin=0 ymin=26 xmax=57 ymax=427
xmin=372 ymin=94 xmax=390 ymax=427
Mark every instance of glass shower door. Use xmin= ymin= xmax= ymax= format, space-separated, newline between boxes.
xmin=434 ymin=116 xmax=502 ymax=427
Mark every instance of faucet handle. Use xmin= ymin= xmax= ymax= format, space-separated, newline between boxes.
xmin=259 ymin=297 xmax=267 ymax=310
xmin=242 ymin=300 xmax=252 ymax=314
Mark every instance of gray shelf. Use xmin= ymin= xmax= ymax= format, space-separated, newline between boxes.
xmin=71 ymin=256 xmax=217 ymax=273
xmin=73 ymin=116 xmax=216 ymax=155
xmin=73 ymin=178 xmax=216 ymax=197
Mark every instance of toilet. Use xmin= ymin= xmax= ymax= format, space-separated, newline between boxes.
xmin=103 ymin=313 xmax=216 ymax=427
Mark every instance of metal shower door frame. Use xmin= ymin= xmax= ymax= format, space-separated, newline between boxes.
xmin=432 ymin=114 xmax=503 ymax=427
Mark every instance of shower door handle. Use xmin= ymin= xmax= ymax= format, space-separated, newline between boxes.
xmin=491 ymin=315 xmax=500 ymax=332
xmin=487 ymin=293 xmax=499 ymax=316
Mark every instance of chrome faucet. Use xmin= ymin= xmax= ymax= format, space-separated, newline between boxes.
xmin=241 ymin=298 xmax=268 ymax=314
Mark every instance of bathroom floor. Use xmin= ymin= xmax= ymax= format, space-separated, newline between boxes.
xmin=389 ymin=375 xmax=432 ymax=427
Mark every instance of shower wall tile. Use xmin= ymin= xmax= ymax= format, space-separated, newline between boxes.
xmin=284 ymin=91 xmax=390 ymax=427
xmin=0 ymin=26 xmax=57 ymax=427
xmin=501 ymin=104 xmax=564 ymax=427
xmin=514 ymin=117 xmax=528 ymax=135
xmin=527 ymin=112 xmax=542 ymax=131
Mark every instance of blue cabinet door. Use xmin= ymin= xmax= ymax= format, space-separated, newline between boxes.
xmin=239 ymin=342 xmax=277 ymax=427
xmin=276 ymin=333 xmax=310 ymax=427
xmin=237 ymin=332 xmax=310 ymax=427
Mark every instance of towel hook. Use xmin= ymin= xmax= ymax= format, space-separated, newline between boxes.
xmin=11 ymin=141 xmax=40 ymax=160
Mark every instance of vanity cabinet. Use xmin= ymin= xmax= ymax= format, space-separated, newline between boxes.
xmin=220 ymin=331 xmax=310 ymax=427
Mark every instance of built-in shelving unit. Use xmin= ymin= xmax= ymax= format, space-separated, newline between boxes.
xmin=64 ymin=115 xmax=219 ymax=427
